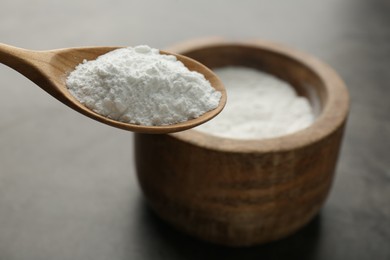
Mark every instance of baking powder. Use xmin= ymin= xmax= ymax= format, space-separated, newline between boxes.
xmin=66 ymin=45 xmax=221 ymax=126
xmin=195 ymin=66 xmax=314 ymax=139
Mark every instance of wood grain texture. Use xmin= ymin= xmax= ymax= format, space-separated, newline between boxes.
xmin=0 ymin=44 xmax=226 ymax=133
xmin=135 ymin=40 xmax=349 ymax=246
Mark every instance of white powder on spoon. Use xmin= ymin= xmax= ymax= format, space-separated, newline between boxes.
xmin=195 ymin=66 xmax=314 ymax=139
xmin=66 ymin=45 xmax=221 ymax=126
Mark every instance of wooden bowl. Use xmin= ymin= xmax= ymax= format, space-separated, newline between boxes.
xmin=134 ymin=39 xmax=349 ymax=247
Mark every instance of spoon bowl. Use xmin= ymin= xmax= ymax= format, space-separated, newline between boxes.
xmin=0 ymin=43 xmax=226 ymax=133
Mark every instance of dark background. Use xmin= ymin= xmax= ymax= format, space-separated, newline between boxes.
xmin=0 ymin=0 xmax=389 ymax=259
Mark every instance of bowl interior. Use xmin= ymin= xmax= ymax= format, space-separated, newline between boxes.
xmin=168 ymin=42 xmax=349 ymax=153
xmin=178 ymin=44 xmax=325 ymax=117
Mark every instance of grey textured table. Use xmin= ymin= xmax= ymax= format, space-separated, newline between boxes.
xmin=0 ymin=0 xmax=389 ymax=259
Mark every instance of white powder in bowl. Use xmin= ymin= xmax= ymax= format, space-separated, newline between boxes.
xmin=66 ymin=45 xmax=221 ymax=126
xmin=195 ymin=66 xmax=314 ymax=139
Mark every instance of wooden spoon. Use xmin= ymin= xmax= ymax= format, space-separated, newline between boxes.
xmin=0 ymin=43 xmax=226 ymax=134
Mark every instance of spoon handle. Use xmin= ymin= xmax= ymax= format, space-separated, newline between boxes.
xmin=0 ymin=43 xmax=65 ymax=101
xmin=0 ymin=43 xmax=53 ymax=87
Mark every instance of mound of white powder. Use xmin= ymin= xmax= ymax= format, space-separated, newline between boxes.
xmin=66 ymin=45 xmax=221 ymax=126
xmin=195 ymin=66 xmax=314 ymax=139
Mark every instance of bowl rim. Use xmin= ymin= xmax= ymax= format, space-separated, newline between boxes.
xmin=167 ymin=39 xmax=350 ymax=153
